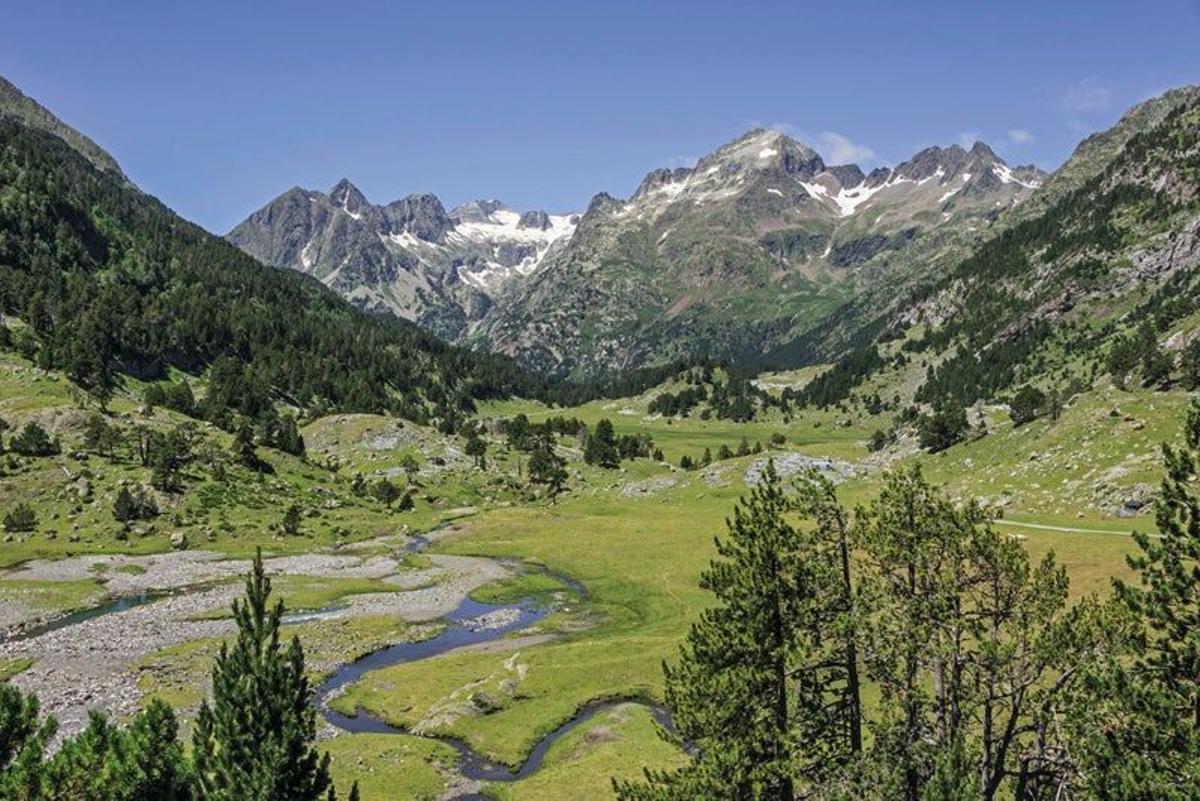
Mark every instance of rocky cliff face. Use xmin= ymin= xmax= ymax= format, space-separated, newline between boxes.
xmin=228 ymin=182 xmax=578 ymax=341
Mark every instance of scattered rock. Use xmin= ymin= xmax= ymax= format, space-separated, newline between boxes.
xmin=744 ymin=453 xmax=857 ymax=486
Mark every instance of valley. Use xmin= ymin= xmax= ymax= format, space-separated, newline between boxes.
xmin=0 ymin=334 xmax=1186 ymax=797
xmin=0 ymin=51 xmax=1198 ymax=800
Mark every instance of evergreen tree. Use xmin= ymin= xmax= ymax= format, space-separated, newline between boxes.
xmin=736 ymin=436 xmax=751 ymax=457
xmin=464 ymin=433 xmax=488 ymax=469
xmin=1099 ymin=399 xmax=1200 ymax=796
xmin=584 ymin=418 xmax=619 ymax=468
xmin=113 ymin=487 xmax=138 ymax=523
xmin=528 ymin=432 xmax=567 ymax=498
xmin=3 ymin=503 xmax=36 ymax=533
xmin=9 ymin=422 xmax=59 ymax=457
xmin=83 ymin=413 xmax=121 ymax=457
xmin=855 ymin=467 xmax=1089 ymax=800
xmin=917 ymin=397 xmax=969 ymax=452
xmin=1182 ymin=338 xmax=1200 ymax=390
xmin=231 ymin=420 xmax=262 ymax=472
xmin=399 ymin=454 xmax=420 ymax=483
xmin=0 ymin=683 xmax=55 ymax=798
xmin=617 ymin=463 xmax=859 ymax=799
xmin=1009 ymin=384 xmax=1047 ymax=426
xmin=281 ymin=503 xmax=302 ymax=537
xmin=372 ymin=478 xmax=401 ymax=508
xmin=273 ymin=413 xmax=306 ymax=458
xmin=192 ymin=550 xmax=335 ymax=801
xmin=46 ymin=701 xmax=191 ymax=800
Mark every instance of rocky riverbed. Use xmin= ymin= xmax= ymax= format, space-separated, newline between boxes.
xmin=0 ymin=527 xmax=516 ymax=739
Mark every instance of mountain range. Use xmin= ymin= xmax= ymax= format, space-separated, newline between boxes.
xmin=230 ymin=127 xmax=1047 ymax=377
xmin=4 ymin=69 xmax=1198 ymax=414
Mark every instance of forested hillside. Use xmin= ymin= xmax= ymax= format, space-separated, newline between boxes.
xmin=793 ymin=90 xmax=1200 ymax=421
xmin=0 ymin=117 xmax=562 ymax=432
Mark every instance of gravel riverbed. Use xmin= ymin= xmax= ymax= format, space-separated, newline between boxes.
xmin=0 ymin=528 xmax=515 ymax=739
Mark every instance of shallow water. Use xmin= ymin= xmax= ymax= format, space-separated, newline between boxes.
xmin=315 ymin=535 xmax=671 ymax=789
xmin=3 ymin=591 xmax=165 ymax=642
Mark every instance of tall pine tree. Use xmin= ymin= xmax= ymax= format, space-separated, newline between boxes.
xmin=192 ymin=549 xmax=339 ymax=801
xmin=1099 ymin=398 xmax=1200 ymax=797
xmin=616 ymin=462 xmax=860 ymax=799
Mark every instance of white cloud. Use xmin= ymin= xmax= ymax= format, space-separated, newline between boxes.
xmin=957 ymin=131 xmax=982 ymax=149
xmin=1008 ymin=128 xmax=1035 ymax=145
xmin=816 ymin=131 xmax=876 ymax=164
xmin=1061 ymin=77 xmax=1112 ymax=113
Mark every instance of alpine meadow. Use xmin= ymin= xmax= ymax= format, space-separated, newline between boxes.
xmin=1 ymin=4 xmax=1200 ymax=799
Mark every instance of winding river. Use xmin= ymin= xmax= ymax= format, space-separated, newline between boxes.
xmin=3 ymin=531 xmax=672 ymax=796
xmin=313 ymin=534 xmax=673 ymax=795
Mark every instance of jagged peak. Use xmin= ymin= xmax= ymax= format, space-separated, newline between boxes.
xmin=517 ymin=210 xmax=552 ymax=230
xmin=633 ymin=166 xmax=694 ymax=198
xmin=969 ymin=141 xmax=1000 ymax=161
xmin=329 ymin=178 xmax=369 ymax=213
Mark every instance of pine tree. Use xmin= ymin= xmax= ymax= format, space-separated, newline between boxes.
xmin=274 ymin=413 xmax=306 ymax=458
xmin=528 ymin=432 xmax=567 ymax=498
xmin=616 ymin=463 xmax=857 ymax=799
xmin=281 ymin=503 xmax=302 ymax=536
xmin=232 ymin=420 xmax=261 ymax=471
xmin=192 ymin=550 xmax=334 ymax=800
xmin=1182 ymin=338 xmax=1200 ymax=390
xmin=464 ymin=433 xmax=488 ymax=469
xmin=399 ymin=454 xmax=420 ymax=482
xmin=372 ymin=478 xmax=401 ymax=508
xmin=9 ymin=421 xmax=59 ymax=457
xmin=0 ymin=683 xmax=56 ymax=798
xmin=3 ymin=503 xmax=36 ymax=533
xmin=1101 ymin=398 xmax=1200 ymax=795
xmin=113 ymin=486 xmax=137 ymax=522
xmin=584 ymin=418 xmax=619 ymax=468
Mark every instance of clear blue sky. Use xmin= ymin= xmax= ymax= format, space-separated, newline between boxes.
xmin=2 ymin=1 xmax=1198 ymax=232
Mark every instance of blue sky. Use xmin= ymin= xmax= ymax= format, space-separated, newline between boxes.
xmin=2 ymin=1 xmax=1198 ymax=232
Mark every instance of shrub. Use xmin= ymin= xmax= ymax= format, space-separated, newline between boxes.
xmin=3 ymin=503 xmax=37 ymax=533
xmin=9 ymin=422 xmax=59 ymax=457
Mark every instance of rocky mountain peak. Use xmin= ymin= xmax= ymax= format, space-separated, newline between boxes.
xmin=329 ymin=179 xmax=370 ymax=217
xmin=704 ymin=128 xmax=824 ymax=179
xmin=969 ymin=141 xmax=1000 ymax=161
xmin=517 ymin=210 xmax=552 ymax=230
xmin=452 ymin=199 xmax=509 ymax=223
xmin=384 ymin=193 xmax=452 ymax=243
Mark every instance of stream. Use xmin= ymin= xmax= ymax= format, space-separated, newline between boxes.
xmin=314 ymin=534 xmax=673 ymax=795
xmin=2 ymin=531 xmax=672 ymax=796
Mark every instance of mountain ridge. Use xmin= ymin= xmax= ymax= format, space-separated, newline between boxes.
xmin=231 ymin=126 xmax=1045 ymax=378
